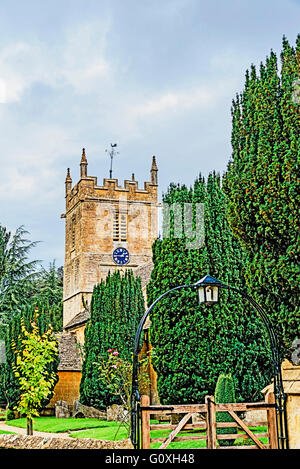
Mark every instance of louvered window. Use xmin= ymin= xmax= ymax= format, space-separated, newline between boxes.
xmin=113 ymin=208 xmax=127 ymax=241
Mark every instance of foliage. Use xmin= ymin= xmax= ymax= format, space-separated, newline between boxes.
xmin=0 ymin=224 xmax=63 ymax=337
xmin=12 ymin=316 xmax=58 ymax=434
xmin=5 ymin=408 xmax=15 ymax=421
xmin=2 ymin=305 xmax=59 ymax=411
xmin=32 ymin=261 xmax=63 ymax=332
xmin=147 ymin=173 xmax=273 ymax=405
xmin=0 ymin=364 xmax=6 ymax=406
xmin=80 ymin=270 xmax=145 ymax=409
xmin=215 ymin=373 xmax=237 ymax=446
xmin=98 ymin=348 xmax=150 ymax=437
xmin=0 ymin=225 xmax=39 ymax=333
xmin=223 ymin=35 xmax=300 ymax=356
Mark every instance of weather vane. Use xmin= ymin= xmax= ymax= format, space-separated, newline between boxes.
xmin=105 ymin=143 xmax=119 ymax=179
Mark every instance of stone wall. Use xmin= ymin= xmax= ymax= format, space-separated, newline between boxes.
xmin=0 ymin=434 xmax=133 ymax=450
xmin=48 ymin=371 xmax=81 ymax=408
xmin=262 ymin=359 xmax=300 ymax=449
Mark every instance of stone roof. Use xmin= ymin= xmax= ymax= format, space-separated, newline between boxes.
xmin=55 ymin=332 xmax=82 ymax=371
xmin=64 ymin=309 xmax=90 ymax=330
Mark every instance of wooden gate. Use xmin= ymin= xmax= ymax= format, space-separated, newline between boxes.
xmin=140 ymin=392 xmax=278 ymax=449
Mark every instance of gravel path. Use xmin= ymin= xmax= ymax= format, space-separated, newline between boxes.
xmin=0 ymin=422 xmax=72 ymax=439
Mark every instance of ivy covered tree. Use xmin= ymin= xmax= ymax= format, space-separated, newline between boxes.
xmin=80 ymin=270 xmax=145 ymax=409
xmin=147 ymin=173 xmax=273 ymax=404
xmin=223 ymin=35 xmax=300 ymax=355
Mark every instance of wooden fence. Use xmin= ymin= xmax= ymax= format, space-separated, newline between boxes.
xmin=140 ymin=392 xmax=278 ymax=449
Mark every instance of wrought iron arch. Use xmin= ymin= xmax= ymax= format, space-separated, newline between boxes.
xmin=130 ymin=276 xmax=289 ymax=449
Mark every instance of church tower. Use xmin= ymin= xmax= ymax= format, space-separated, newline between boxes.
xmin=61 ymin=149 xmax=159 ymax=328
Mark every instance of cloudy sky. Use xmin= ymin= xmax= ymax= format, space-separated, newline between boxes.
xmin=0 ymin=0 xmax=299 ymax=266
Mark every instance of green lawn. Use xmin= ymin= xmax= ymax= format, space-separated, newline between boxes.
xmin=5 ymin=416 xmax=114 ymax=434
xmin=69 ymin=423 xmax=129 ymax=440
xmin=0 ymin=430 xmax=15 ymax=434
xmin=4 ymin=417 xmax=268 ymax=448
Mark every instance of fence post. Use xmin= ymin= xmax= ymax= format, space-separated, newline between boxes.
xmin=205 ymin=395 xmax=217 ymax=449
xmin=267 ymin=392 xmax=278 ymax=449
xmin=141 ymin=394 xmax=151 ymax=449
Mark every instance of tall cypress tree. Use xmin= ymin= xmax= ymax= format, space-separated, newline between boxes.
xmin=147 ymin=173 xmax=272 ymax=404
xmin=224 ymin=36 xmax=300 ymax=356
xmin=80 ymin=270 xmax=145 ymax=409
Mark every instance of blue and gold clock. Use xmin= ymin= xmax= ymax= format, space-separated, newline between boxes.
xmin=113 ymin=247 xmax=130 ymax=265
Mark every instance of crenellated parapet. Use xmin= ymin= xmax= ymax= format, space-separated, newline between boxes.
xmin=64 ymin=149 xmax=158 ymax=214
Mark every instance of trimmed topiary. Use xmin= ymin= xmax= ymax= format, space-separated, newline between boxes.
xmin=214 ymin=373 xmax=237 ymax=447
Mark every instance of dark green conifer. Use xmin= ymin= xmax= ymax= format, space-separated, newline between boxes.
xmin=80 ymin=270 xmax=145 ymax=409
xmin=147 ymin=173 xmax=272 ymax=404
xmin=224 ymin=36 xmax=300 ymax=355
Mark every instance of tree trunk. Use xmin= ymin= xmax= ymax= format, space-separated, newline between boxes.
xmin=27 ymin=417 xmax=33 ymax=435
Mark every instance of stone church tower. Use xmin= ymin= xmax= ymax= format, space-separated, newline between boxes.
xmin=61 ymin=148 xmax=159 ymax=330
xmin=49 ymin=149 xmax=159 ymax=409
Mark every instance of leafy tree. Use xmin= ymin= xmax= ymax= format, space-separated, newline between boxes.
xmin=0 ymin=223 xmax=63 ymax=336
xmin=215 ymin=373 xmax=237 ymax=446
xmin=32 ymin=261 xmax=63 ymax=332
xmin=223 ymin=35 xmax=300 ymax=356
xmin=0 ymin=225 xmax=39 ymax=333
xmin=80 ymin=270 xmax=145 ymax=409
xmin=12 ymin=316 xmax=58 ymax=435
xmin=2 ymin=305 xmax=59 ymax=411
xmin=147 ymin=174 xmax=272 ymax=405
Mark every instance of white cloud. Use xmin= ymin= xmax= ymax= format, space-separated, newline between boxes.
xmin=135 ymin=88 xmax=214 ymax=116
xmin=0 ymin=124 xmax=72 ymax=203
xmin=59 ymin=21 xmax=112 ymax=94
xmin=0 ymin=21 xmax=111 ymax=103
xmin=129 ymin=72 xmax=242 ymax=122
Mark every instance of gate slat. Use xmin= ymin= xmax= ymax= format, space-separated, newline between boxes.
xmin=159 ymin=413 xmax=193 ymax=449
xmin=266 ymin=392 xmax=278 ymax=449
xmin=141 ymin=395 xmax=151 ymax=449
xmin=227 ymin=409 xmax=266 ymax=449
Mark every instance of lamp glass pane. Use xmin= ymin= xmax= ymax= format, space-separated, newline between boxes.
xmin=205 ymin=285 xmax=219 ymax=304
xmin=198 ymin=286 xmax=205 ymax=304
xmin=212 ymin=286 xmax=219 ymax=302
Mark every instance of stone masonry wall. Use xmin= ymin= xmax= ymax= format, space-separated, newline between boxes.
xmin=0 ymin=434 xmax=133 ymax=450
xmin=48 ymin=371 xmax=81 ymax=408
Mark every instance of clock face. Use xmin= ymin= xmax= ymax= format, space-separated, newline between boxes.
xmin=113 ymin=247 xmax=130 ymax=265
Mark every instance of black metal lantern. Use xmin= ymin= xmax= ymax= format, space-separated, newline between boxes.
xmin=195 ymin=274 xmax=222 ymax=304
